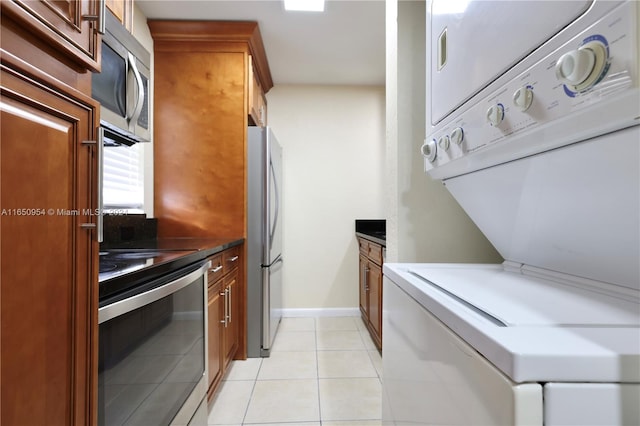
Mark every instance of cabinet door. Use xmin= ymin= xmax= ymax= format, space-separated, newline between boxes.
xmin=207 ymin=282 xmax=223 ymax=396
xmin=359 ymin=255 xmax=369 ymax=320
xmin=1 ymin=60 xmax=98 ymax=425
xmin=223 ymin=268 xmax=239 ymax=367
xmin=105 ymin=0 xmax=133 ymax=32
xmin=2 ymin=0 xmax=101 ymax=70
xmin=248 ymin=56 xmax=266 ymax=127
xmin=368 ymin=262 xmax=383 ymax=346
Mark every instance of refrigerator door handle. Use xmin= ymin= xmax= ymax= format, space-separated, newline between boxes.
xmin=269 ymin=156 xmax=280 ymax=251
xmin=262 ymin=254 xmax=283 ymax=269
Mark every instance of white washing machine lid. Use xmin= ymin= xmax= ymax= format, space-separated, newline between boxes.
xmin=408 ymin=265 xmax=639 ymax=327
xmin=384 ymin=262 xmax=640 ymax=383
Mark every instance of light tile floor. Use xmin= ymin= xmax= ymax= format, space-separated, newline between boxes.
xmin=207 ymin=316 xmax=382 ymax=426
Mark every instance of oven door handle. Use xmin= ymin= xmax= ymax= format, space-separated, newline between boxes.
xmin=98 ymin=260 xmax=211 ymax=324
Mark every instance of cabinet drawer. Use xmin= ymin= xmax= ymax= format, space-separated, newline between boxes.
xmin=208 ymin=254 xmax=224 ymax=285
xmin=358 ymin=238 xmax=369 ymax=256
xmin=223 ymin=245 xmax=241 ymax=272
xmin=368 ymin=242 xmax=383 ymax=266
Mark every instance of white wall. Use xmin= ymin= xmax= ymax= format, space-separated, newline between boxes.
xmin=386 ymin=0 xmax=501 ymax=264
xmin=267 ymin=85 xmax=386 ymax=310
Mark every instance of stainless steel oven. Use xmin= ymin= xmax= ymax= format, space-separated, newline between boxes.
xmin=98 ymin=260 xmax=210 ymax=426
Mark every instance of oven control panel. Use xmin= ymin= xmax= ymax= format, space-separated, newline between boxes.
xmin=425 ymin=0 xmax=639 ymax=180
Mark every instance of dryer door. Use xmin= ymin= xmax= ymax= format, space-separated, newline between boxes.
xmin=429 ymin=0 xmax=593 ymax=124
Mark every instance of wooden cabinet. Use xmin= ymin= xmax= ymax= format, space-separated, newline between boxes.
xmin=358 ymin=237 xmax=383 ymax=350
xmin=1 ymin=0 xmax=102 ymax=71
xmin=106 ymin=0 xmax=133 ymax=32
xmin=150 ymin=20 xmax=273 ymax=240
xmin=1 ymin=11 xmax=100 ymax=424
xmin=248 ymin=55 xmax=267 ymax=127
xmin=206 ymin=244 xmax=243 ymax=402
xmin=150 ymin=20 xmax=273 ymax=369
xmin=207 ymin=279 xmax=223 ymax=390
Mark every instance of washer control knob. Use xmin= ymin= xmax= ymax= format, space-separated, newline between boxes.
xmin=450 ymin=127 xmax=464 ymax=145
xmin=513 ymin=86 xmax=534 ymax=112
xmin=555 ymin=48 xmax=595 ymax=87
xmin=486 ymin=104 xmax=504 ymax=127
xmin=438 ymin=135 xmax=450 ymax=151
xmin=421 ymin=139 xmax=437 ymax=163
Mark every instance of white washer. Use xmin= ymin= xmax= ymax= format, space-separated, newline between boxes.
xmin=383 ymin=1 xmax=640 ymax=425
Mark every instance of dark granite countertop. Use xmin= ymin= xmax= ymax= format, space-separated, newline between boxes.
xmin=102 ymin=237 xmax=244 ymax=259
xmin=355 ymin=219 xmax=386 ymax=246
xmin=99 ymin=237 xmax=244 ymax=302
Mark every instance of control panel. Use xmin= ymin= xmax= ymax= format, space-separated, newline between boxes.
xmin=424 ymin=1 xmax=639 ymax=178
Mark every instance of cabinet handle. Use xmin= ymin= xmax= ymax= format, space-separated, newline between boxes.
xmin=81 ymin=130 xmax=103 ymax=242
xmin=227 ymin=285 xmax=232 ymax=323
xmin=82 ymin=0 xmax=106 ymax=34
xmin=220 ymin=289 xmax=228 ymax=327
xmin=228 ymin=256 xmax=239 ymax=263
xmin=98 ymin=0 xmax=106 ymax=34
xmin=364 ymin=266 xmax=369 ymax=291
xmin=211 ymin=265 xmax=223 ymax=273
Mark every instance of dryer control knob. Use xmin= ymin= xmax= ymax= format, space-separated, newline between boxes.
xmin=555 ymin=48 xmax=595 ymax=86
xmin=450 ymin=127 xmax=464 ymax=145
xmin=486 ymin=104 xmax=504 ymax=127
xmin=438 ymin=135 xmax=450 ymax=151
xmin=513 ymin=86 xmax=534 ymax=112
xmin=421 ymin=139 xmax=437 ymax=163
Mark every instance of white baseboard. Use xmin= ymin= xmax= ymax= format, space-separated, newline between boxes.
xmin=281 ymin=308 xmax=360 ymax=318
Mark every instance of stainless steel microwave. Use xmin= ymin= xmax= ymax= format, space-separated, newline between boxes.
xmin=92 ymin=12 xmax=150 ymax=145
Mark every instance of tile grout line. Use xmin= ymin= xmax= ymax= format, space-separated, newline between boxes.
xmin=314 ymin=317 xmax=324 ymax=425
xmin=240 ymin=358 xmax=262 ymax=426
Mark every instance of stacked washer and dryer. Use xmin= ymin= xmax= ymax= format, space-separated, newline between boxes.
xmin=383 ymin=1 xmax=639 ymax=425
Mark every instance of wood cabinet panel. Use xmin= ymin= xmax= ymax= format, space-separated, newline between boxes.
xmin=357 ymin=237 xmax=383 ymax=350
xmin=368 ymin=263 xmax=383 ymax=347
xmin=359 ymin=254 xmax=369 ymax=320
xmin=0 ymin=57 xmax=98 ymax=425
xmin=153 ymin=49 xmax=246 ymax=239
xmin=206 ymin=245 xmax=242 ymax=402
xmin=248 ymin=56 xmax=267 ymax=127
xmin=207 ymin=280 xmax=223 ymax=396
xmin=1 ymin=0 xmax=101 ymax=71
xmin=223 ymin=268 xmax=239 ymax=368
xmin=105 ymin=0 xmax=132 ymax=31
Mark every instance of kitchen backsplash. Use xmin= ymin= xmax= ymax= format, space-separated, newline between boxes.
xmin=102 ymin=214 xmax=157 ymax=246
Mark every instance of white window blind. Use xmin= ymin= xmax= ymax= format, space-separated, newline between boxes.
xmin=103 ymin=144 xmax=144 ymax=210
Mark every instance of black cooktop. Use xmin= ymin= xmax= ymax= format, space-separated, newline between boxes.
xmin=99 ymin=248 xmax=200 ymax=303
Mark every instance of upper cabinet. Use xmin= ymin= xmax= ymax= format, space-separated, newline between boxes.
xmin=249 ymin=55 xmax=267 ymax=127
xmin=149 ymin=20 xmax=273 ymax=240
xmin=1 ymin=0 xmax=102 ymax=71
xmin=105 ymin=0 xmax=133 ymax=32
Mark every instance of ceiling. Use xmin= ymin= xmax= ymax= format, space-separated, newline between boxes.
xmin=137 ymin=0 xmax=386 ymax=86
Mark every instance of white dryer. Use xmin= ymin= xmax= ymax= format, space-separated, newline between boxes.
xmin=383 ymin=1 xmax=640 ymax=425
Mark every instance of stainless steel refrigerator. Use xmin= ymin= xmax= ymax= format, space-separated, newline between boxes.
xmin=247 ymin=126 xmax=283 ymax=357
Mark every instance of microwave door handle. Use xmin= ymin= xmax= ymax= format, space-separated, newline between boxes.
xmin=126 ymin=53 xmax=144 ymax=127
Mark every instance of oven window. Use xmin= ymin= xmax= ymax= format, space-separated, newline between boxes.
xmin=93 ymin=43 xmax=126 ymax=117
xmin=98 ymin=276 xmax=205 ymax=426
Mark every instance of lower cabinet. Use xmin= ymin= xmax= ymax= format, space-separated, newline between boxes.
xmin=207 ymin=244 xmax=242 ymax=401
xmin=358 ymin=238 xmax=383 ymax=350
xmin=1 ymin=49 xmax=98 ymax=425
